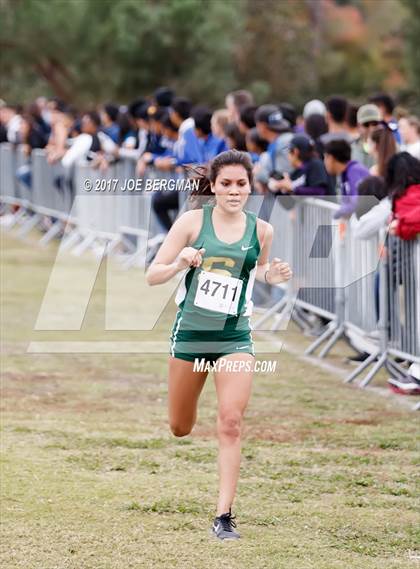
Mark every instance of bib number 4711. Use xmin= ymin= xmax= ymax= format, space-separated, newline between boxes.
xmin=194 ymin=270 xmax=243 ymax=315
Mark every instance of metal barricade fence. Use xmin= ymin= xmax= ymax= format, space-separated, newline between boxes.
xmin=115 ymin=158 xmax=144 ymax=238
xmin=344 ymin=226 xmax=379 ymax=336
xmin=254 ymin=197 xmax=341 ymax=335
xmin=294 ymin=198 xmax=338 ymax=320
xmin=1 ymin=145 xmax=188 ymax=249
xmin=0 ymin=143 xmax=19 ymax=206
xmin=31 ymin=149 xmax=68 ymax=218
xmin=387 ymin=235 xmax=420 ymax=361
xmin=73 ymin=160 xmax=120 ymax=237
xmin=115 ymin=164 xmax=188 ymax=267
xmin=345 ymin=232 xmax=420 ymax=393
xmin=1 ymin=142 xmax=419 ymax=400
xmin=15 ymin=145 xmax=33 ymax=207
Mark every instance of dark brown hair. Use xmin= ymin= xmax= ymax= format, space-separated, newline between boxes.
xmin=186 ymin=149 xmax=253 ymax=208
xmin=370 ymin=125 xmax=397 ymax=178
xmin=385 ymin=152 xmax=420 ymax=206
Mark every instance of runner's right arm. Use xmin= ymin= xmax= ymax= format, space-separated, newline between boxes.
xmin=146 ymin=210 xmax=205 ymax=286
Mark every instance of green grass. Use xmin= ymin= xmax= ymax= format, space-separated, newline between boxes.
xmin=1 ymin=228 xmax=419 ymax=569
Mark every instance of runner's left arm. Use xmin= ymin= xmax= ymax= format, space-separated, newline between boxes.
xmin=254 ymin=222 xmax=293 ymax=284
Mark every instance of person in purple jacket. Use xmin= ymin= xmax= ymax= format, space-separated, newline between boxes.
xmin=269 ymin=134 xmax=333 ymax=197
xmin=324 ymin=139 xmax=370 ymax=219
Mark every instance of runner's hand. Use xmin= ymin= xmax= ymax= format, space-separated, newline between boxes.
xmin=176 ymin=247 xmax=206 ymax=270
xmin=267 ymin=257 xmax=292 ymax=284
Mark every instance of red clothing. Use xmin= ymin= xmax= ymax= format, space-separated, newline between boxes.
xmin=393 ymin=184 xmax=420 ymax=240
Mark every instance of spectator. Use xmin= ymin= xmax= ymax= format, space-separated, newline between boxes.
xmin=149 ymin=96 xmax=195 ymax=171
xmin=351 ymin=104 xmax=381 ymax=168
xmin=324 ymin=139 xmax=369 ymax=219
xmin=160 ymin=113 xmax=178 ymax=149
xmin=61 ymin=111 xmax=115 ymax=169
xmin=15 ymin=111 xmax=49 ymax=189
xmin=144 ymin=112 xmax=179 ymax=165
xmin=279 ymin=103 xmax=297 ymax=130
xmin=100 ymin=103 xmax=120 ymax=143
xmin=320 ymin=96 xmax=352 ymax=146
xmin=368 ymin=125 xmax=397 ymax=177
xmin=34 ymin=96 xmax=51 ymax=129
xmin=238 ymin=104 xmax=257 ymax=135
xmin=398 ymin=115 xmax=420 ymax=159
xmin=303 ymin=99 xmax=327 ymax=120
xmin=0 ymin=100 xmax=7 ymax=143
xmin=295 ymin=99 xmax=326 ymax=134
xmin=136 ymin=106 xmax=172 ymax=175
xmin=269 ymin=134 xmax=332 ymax=196
xmin=192 ymin=106 xmax=227 ymax=163
xmin=350 ymin=176 xmax=390 ymax=240
xmin=166 ymin=97 xmax=200 ymax=168
xmin=369 ymin=92 xmax=401 ymax=144
xmin=145 ymin=105 xmax=168 ymax=155
xmin=169 ymin=97 xmax=194 ymax=134
xmin=345 ymin=104 xmax=360 ymax=140
xmin=225 ymin=90 xmax=254 ymax=123
xmin=117 ymin=111 xmax=137 ymax=149
xmin=168 ymin=109 xmax=201 ymax=168
xmin=26 ymin=101 xmax=50 ymax=139
xmin=19 ymin=111 xmax=48 ymax=152
xmin=45 ymin=100 xmax=73 ymax=164
xmin=346 ymin=175 xmax=390 ymax=364
xmin=153 ymin=86 xmax=174 ymax=108
xmin=116 ymin=99 xmax=149 ymax=161
xmin=245 ymin=127 xmax=268 ymax=164
xmin=304 ymin=113 xmax=328 ymax=157
xmin=254 ymin=104 xmax=293 ymax=188
xmin=151 ymin=113 xmax=181 ymax=232
xmin=386 ymin=152 xmax=420 ymax=240
xmin=385 ymin=152 xmax=420 ymax=395
xmin=211 ymin=109 xmax=230 ymax=139
xmin=0 ymin=104 xmax=22 ymax=144
xmin=223 ymin=122 xmax=247 ymax=151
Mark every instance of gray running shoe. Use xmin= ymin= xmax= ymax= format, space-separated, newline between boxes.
xmin=211 ymin=508 xmax=240 ymax=540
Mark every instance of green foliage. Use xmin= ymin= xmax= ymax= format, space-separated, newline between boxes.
xmin=0 ymin=0 xmax=417 ymax=109
xmin=400 ymin=0 xmax=420 ymax=94
xmin=0 ymin=0 xmax=242 ymax=105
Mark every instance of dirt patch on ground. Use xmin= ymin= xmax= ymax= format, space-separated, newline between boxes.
xmin=190 ymin=423 xmax=312 ymax=443
xmin=243 ymin=425 xmax=313 ymax=443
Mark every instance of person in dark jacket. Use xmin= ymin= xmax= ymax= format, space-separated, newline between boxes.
xmin=269 ymin=134 xmax=332 ymax=196
xmin=15 ymin=111 xmax=49 ymax=189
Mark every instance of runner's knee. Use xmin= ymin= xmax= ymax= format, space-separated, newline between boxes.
xmin=169 ymin=421 xmax=193 ymax=437
xmin=217 ymin=409 xmax=242 ymax=439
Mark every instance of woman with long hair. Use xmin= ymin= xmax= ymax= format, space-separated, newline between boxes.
xmin=145 ymin=149 xmax=292 ymax=540
xmin=385 ymin=151 xmax=420 ymax=240
xmin=383 ymin=152 xmax=420 ymax=394
xmin=368 ymin=123 xmax=397 ymax=178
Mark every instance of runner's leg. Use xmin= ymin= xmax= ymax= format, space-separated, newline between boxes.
xmin=168 ymin=356 xmax=208 ymax=437
xmin=213 ymin=353 xmax=254 ymax=516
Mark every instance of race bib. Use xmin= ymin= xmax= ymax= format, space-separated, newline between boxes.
xmin=194 ymin=270 xmax=243 ymax=315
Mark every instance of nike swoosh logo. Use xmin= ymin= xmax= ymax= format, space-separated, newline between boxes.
xmin=241 ymin=245 xmax=253 ymax=251
xmin=236 ymin=345 xmax=249 ymax=350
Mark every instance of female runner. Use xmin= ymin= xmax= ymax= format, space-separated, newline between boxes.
xmin=146 ymin=149 xmax=292 ymax=540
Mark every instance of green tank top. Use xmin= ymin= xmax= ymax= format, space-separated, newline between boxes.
xmin=174 ymin=202 xmax=261 ymax=333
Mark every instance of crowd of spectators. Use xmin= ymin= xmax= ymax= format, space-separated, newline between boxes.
xmin=1 ymin=88 xmax=419 ymax=394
